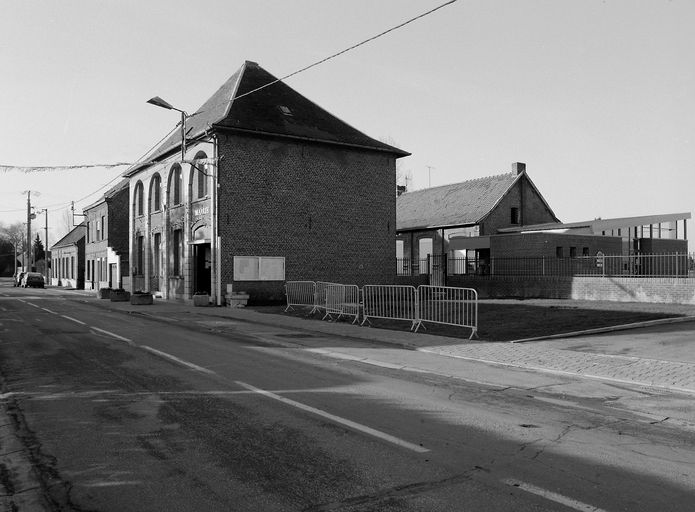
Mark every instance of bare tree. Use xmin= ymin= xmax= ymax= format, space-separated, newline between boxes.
xmin=0 ymin=221 xmax=27 ymax=272
xmin=380 ymin=136 xmax=413 ymax=193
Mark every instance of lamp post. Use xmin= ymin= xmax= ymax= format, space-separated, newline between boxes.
xmin=146 ymin=96 xmax=218 ymax=305
xmin=147 ymin=96 xmax=188 ymax=163
xmin=21 ymin=190 xmax=40 ymax=270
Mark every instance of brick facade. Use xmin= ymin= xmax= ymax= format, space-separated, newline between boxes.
xmin=218 ymin=133 xmax=397 ymax=301
xmin=84 ymin=181 xmax=129 ymax=290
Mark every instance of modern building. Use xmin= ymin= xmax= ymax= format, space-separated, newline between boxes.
xmin=50 ymin=222 xmax=86 ymax=289
xmin=123 ymin=60 xmax=409 ymax=303
xmin=83 ymin=179 xmax=130 ymax=291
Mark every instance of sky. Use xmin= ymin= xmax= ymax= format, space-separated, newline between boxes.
xmin=1 ymin=0 xmax=693 ymax=250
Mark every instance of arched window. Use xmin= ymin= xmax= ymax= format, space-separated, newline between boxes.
xmin=149 ymin=174 xmax=162 ymax=213
xmin=134 ymin=181 xmax=144 ymax=217
xmin=193 ymin=152 xmax=208 ymax=199
xmin=168 ymin=165 xmax=182 ymax=206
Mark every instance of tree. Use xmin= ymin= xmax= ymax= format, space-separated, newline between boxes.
xmin=380 ymin=136 xmax=413 ymax=194
xmin=0 ymin=222 xmax=26 ymax=272
xmin=34 ymin=233 xmax=45 ymax=262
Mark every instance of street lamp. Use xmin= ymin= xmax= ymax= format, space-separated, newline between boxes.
xmin=147 ymin=96 xmax=188 ymax=162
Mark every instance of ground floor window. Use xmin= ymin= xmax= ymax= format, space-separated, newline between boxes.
xmin=172 ymin=229 xmax=183 ymax=276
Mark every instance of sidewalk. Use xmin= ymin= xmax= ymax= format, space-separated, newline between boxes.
xmin=114 ymin=297 xmax=695 ymax=395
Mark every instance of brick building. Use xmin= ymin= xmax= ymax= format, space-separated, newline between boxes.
xmin=396 ymin=162 xmax=690 ymax=282
xmin=50 ymin=223 xmax=86 ymax=289
xmin=123 ymin=61 xmax=409 ymax=303
xmin=396 ymin=162 xmax=559 ymax=279
xmin=83 ymin=179 xmax=130 ymax=291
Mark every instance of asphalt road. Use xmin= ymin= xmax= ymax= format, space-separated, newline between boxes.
xmin=1 ymin=281 xmax=694 ymax=511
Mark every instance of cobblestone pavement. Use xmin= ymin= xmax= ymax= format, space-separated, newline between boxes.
xmin=420 ymin=341 xmax=695 ymax=393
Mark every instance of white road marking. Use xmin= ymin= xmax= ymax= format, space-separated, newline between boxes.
xmin=26 ymin=302 xmax=40 ymax=308
xmin=236 ymin=380 xmax=430 ymax=453
xmin=91 ymin=327 xmax=134 ymax=345
xmin=503 ymin=479 xmax=608 ymax=512
xmin=61 ymin=315 xmax=86 ymax=325
xmin=140 ymin=346 xmax=216 ymax=375
xmin=42 ymin=308 xmax=57 ymax=314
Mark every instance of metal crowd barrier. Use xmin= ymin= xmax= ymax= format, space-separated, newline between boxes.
xmin=285 ymin=281 xmax=479 ymax=338
xmin=284 ymin=281 xmax=316 ymax=312
xmin=417 ymin=285 xmax=478 ymax=339
xmin=361 ymin=284 xmax=418 ymax=330
xmin=323 ymin=284 xmax=361 ymax=323
xmin=314 ymin=281 xmax=343 ymax=313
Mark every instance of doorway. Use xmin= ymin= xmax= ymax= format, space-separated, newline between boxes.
xmin=193 ymin=243 xmax=211 ymax=295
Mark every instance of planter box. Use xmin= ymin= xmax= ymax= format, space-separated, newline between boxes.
xmin=193 ymin=294 xmax=211 ymax=307
xmin=97 ymin=288 xmax=112 ymax=300
xmin=130 ymin=293 xmax=153 ymax=305
xmin=110 ymin=291 xmax=131 ymax=302
xmin=227 ymin=293 xmax=249 ymax=308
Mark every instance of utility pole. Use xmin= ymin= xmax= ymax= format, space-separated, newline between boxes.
xmin=21 ymin=190 xmax=40 ymax=270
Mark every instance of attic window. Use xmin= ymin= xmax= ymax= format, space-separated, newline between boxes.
xmin=278 ymin=105 xmax=293 ymax=116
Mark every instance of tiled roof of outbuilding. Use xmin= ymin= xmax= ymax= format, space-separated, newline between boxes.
xmin=397 ymin=173 xmax=522 ymax=231
xmin=127 ymin=61 xmax=408 ymax=175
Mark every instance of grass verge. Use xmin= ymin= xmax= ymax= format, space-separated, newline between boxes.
xmin=250 ymin=299 xmax=695 ymax=342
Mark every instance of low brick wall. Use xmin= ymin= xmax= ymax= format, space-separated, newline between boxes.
xmin=446 ymin=275 xmax=695 ymax=305
xmin=571 ymin=276 xmax=695 ymax=305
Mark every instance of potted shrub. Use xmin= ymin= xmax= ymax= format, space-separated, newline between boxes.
xmin=97 ymin=287 xmax=112 ymax=299
xmin=193 ymin=291 xmax=211 ymax=307
xmin=130 ymin=290 xmax=153 ymax=305
xmin=110 ymin=288 xmax=131 ymax=302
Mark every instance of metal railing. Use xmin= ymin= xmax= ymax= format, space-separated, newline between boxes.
xmin=398 ymin=253 xmax=695 ymax=278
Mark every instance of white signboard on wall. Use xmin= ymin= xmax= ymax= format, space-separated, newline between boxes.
xmin=233 ymin=256 xmax=285 ymax=281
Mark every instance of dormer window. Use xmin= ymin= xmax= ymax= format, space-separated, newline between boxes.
xmin=278 ymin=105 xmax=293 ymax=116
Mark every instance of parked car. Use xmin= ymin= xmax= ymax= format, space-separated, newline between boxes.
xmin=13 ymin=271 xmax=26 ymax=287
xmin=21 ymin=272 xmax=45 ymax=288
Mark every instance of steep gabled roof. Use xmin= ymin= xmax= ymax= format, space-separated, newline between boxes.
xmin=51 ymin=222 xmax=86 ymax=250
xmin=126 ymin=61 xmax=408 ymax=175
xmin=397 ymin=172 xmax=523 ymax=231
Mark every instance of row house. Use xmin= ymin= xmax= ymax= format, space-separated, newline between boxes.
xmin=50 ymin=222 xmax=86 ymax=289
xmin=83 ymin=179 xmax=130 ymax=290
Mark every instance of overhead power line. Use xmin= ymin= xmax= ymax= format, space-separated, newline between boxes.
xmin=0 ymin=0 xmax=457 ymax=174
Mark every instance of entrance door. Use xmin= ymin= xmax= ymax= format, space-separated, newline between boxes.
xmin=193 ymin=243 xmax=211 ymax=295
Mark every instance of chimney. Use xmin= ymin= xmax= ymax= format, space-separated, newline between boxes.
xmin=512 ymin=162 xmax=526 ymax=176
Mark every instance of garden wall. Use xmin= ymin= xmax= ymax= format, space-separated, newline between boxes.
xmin=447 ymin=275 xmax=695 ymax=305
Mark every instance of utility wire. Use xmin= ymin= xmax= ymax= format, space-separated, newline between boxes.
xmin=231 ymin=0 xmax=457 ymax=103
xmin=0 ymin=0 xmax=457 ymax=174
